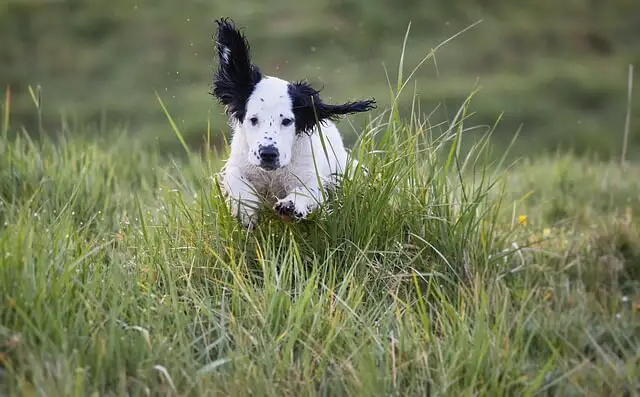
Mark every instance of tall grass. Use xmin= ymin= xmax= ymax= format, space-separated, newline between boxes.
xmin=1 ymin=38 xmax=639 ymax=396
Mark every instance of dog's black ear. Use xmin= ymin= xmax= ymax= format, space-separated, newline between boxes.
xmin=288 ymin=81 xmax=376 ymax=134
xmin=212 ymin=18 xmax=263 ymax=122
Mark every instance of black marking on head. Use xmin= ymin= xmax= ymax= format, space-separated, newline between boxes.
xmin=287 ymin=80 xmax=376 ymax=135
xmin=211 ymin=18 xmax=263 ymax=122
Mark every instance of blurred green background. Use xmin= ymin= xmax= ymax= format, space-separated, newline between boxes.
xmin=2 ymin=0 xmax=639 ymax=159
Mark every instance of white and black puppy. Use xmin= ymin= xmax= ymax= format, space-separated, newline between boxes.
xmin=212 ymin=18 xmax=376 ymax=228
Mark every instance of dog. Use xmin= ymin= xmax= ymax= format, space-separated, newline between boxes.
xmin=211 ymin=18 xmax=376 ymax=228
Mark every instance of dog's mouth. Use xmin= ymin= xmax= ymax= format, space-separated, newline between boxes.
xmin=258 ymin=162 xmax=281 ymax=171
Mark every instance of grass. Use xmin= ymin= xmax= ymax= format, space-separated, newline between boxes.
xmin=2 ymin=0 xmax=639 ymax=158
xmin=1 ymin=45 xmax=640 ymax=395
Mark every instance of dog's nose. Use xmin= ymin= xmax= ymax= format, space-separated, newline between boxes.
xmin=258 ymin=145 xmax=279 ymax=168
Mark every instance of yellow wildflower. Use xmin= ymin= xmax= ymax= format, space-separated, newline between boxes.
xmin=517 ymin=215 xmax=528 ymax=226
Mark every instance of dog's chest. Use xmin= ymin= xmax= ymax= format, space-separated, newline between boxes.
xmin=244 ymin=168 xmax=299 ymax=199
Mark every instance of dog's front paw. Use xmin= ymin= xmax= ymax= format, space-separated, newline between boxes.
xmin=227 ymin=199 xmax=259 ymax=229
xmin=274 ymin=197 xmax=311 ymax=221
xmin=238 ymin=210 xmax=258 ymax=229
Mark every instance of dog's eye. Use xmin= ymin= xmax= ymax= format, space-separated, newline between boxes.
xmin=249 ymin=117 xmax=258 ymax=126
xmin=282 ymin=118 xmax=293 ymax=127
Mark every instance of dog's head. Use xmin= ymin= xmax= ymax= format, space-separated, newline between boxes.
xmin=212 ymin=18 xmax=376 ymax=171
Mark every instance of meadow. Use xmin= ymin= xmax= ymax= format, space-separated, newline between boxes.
xmin=1 ymin=2 xmax=640 ymax=395
xmin=1 ymin=59 xmax=639 ymax=394
xmin=2 ymin=0 xmax=639 ymax=158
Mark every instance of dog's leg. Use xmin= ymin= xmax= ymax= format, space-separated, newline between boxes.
xmin=274 ymin=178 xmax=325 ymax=221
xmin=219 ymin=167 xmax=261 ymax=228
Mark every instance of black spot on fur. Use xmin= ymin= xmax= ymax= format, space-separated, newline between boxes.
xmin=287 ymin=81 xmax=376 ymax=135
xmin=211 ymin=18 xmax=263 ymax=122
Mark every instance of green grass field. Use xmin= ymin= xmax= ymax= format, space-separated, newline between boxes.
xmin=2 ymin=0 xmax=640 ymax=159
xmin=1 ymin=56 xmax=639 ymax=396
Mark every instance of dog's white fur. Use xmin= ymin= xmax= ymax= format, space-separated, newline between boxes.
xmin=212 ymin=18 xmax=374 ymax=228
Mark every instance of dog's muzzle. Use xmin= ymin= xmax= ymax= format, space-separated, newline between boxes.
xmin=258 ymin=145 xmax=279 ymax=170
